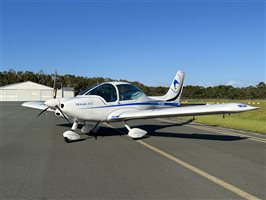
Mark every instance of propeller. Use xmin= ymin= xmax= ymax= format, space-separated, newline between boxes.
xmin=37 ymin=71 xmax=70 ymax=123
xmin=37 ymin=106 xmax=49 ymax=117
xmin=53 ymin=70 xmax=57 ymax=99
xmin=37 ymin=70 xmax=58 ymax=117
xmin=55 ymin=105 xmax=70 ymax=123
xmin=37 ymin=99 xmax=70 ymax=123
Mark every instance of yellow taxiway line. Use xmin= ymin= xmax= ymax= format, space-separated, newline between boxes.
xmin=137 ymin=140 xmax=259 ymax=200
xmin=106 ymin=123 xmax=260 ymax=200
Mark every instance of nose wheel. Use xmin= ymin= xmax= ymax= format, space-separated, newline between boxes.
xmin=63 ymin=130 xmax=81 ymax=143
xmin=63 ymin=122 xmax=100 ymax=143
xmin=63 ymin=122 xmax=81 ymax=143
xmin=64 ymin=136 xmax=72 ymax=143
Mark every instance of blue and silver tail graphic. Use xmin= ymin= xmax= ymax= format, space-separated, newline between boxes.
xmin=149 ymin=70 xmax=185 ymax=104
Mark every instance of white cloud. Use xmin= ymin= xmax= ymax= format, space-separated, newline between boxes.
xmin=226 ymin=80 xmax=237 ymax=87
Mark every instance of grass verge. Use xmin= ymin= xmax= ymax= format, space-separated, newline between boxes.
xmin=178 ymin=99 xmax=265 ymax=134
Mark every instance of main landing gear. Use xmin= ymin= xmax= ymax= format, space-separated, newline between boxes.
xmin=124 ymin=122 xmax=147 ymax=139
xmin=62 ymin=121 xmax=147 ymax=143
xmin=63 ymin=122 xmax=99 ymax=143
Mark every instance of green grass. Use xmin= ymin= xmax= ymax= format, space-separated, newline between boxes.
xmin=179 ymin=99 xmax=266 ymax=134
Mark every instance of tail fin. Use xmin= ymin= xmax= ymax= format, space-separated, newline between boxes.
xmin=149 ymin=71 xmax=185 ymax=103
xmin=165 ymin=71 xmax=185 ymax=102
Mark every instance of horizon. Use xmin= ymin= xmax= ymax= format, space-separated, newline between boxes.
xmin=1 ymin=1 xmax=265 ymax=87
xmin=1 ymin=68 xmax=265 ymax=88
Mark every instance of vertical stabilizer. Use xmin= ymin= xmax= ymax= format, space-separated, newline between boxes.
xmin=149 ymin=71 xmax=185 ymax=104
xmin=166 ymin=71 xmax=185 ymax=102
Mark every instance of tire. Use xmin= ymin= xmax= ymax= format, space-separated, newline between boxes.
xmin=64 ymin=137 xmax=72 ymax=143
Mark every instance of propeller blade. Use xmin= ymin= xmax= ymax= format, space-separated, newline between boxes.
xmin=53 ymin=70 xmax=57 ymax=99
xmin=55 ymin=105 xmax=70 ymax=123
xmin=37 ymin=106 xmax=49 ymax=117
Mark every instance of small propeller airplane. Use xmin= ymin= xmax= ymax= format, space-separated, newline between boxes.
xmin=22 ymin=71 xmax=258 ymax=143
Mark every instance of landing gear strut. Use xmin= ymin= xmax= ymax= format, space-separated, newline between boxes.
xmin=81 ymin=122 xmax=99 ymax=134
xmin=81 ymin=122 xmax=99 ymax=139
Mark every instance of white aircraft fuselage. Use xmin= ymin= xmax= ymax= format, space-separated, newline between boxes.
xmin=49 ymin=82 xmax=179 ymax=122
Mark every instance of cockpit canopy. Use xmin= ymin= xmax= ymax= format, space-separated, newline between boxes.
xmin=117 ymin=84 xmax=143 ymax=101
xmin=82 ymin=82 xmax=144 ymax=102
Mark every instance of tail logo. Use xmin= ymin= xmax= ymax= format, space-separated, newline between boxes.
xmin=173 ymin=79 xmax=180 ymax=90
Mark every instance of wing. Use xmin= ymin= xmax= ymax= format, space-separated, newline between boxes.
xmin=22 ymin=101 xmax=50 ymax=110
xmin=107 ymin=103 xmax=258 ymax=121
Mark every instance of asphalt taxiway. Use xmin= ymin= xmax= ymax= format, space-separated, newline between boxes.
xmin=1 ymin=102 xmax=265 ymax=199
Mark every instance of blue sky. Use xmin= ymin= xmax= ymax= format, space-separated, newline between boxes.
xmin=1 ymin=0 xmax=265 ymax=87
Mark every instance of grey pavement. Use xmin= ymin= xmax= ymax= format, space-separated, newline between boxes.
xmin=1 ymin=102 xmax=265 ymax=199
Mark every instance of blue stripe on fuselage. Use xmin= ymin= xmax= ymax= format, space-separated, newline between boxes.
xmin=79 ymin=101 xmax=180 ymax=109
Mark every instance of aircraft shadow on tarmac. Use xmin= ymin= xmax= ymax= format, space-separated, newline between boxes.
xmin=57 ymin=119 xmax=247 ymax=142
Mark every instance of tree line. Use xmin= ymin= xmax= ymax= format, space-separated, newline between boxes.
xmin=0 ymin=69 xmax=265 ymax=99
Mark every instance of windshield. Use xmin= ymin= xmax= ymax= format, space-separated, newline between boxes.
xmin=79 ymin=85 xmax=98 ymax=95
xmin=117 ymin=84 xmax=143 ymax=101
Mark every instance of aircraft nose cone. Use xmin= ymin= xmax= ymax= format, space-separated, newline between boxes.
xmin=45 ymin=99 xmax=60 ymax=108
